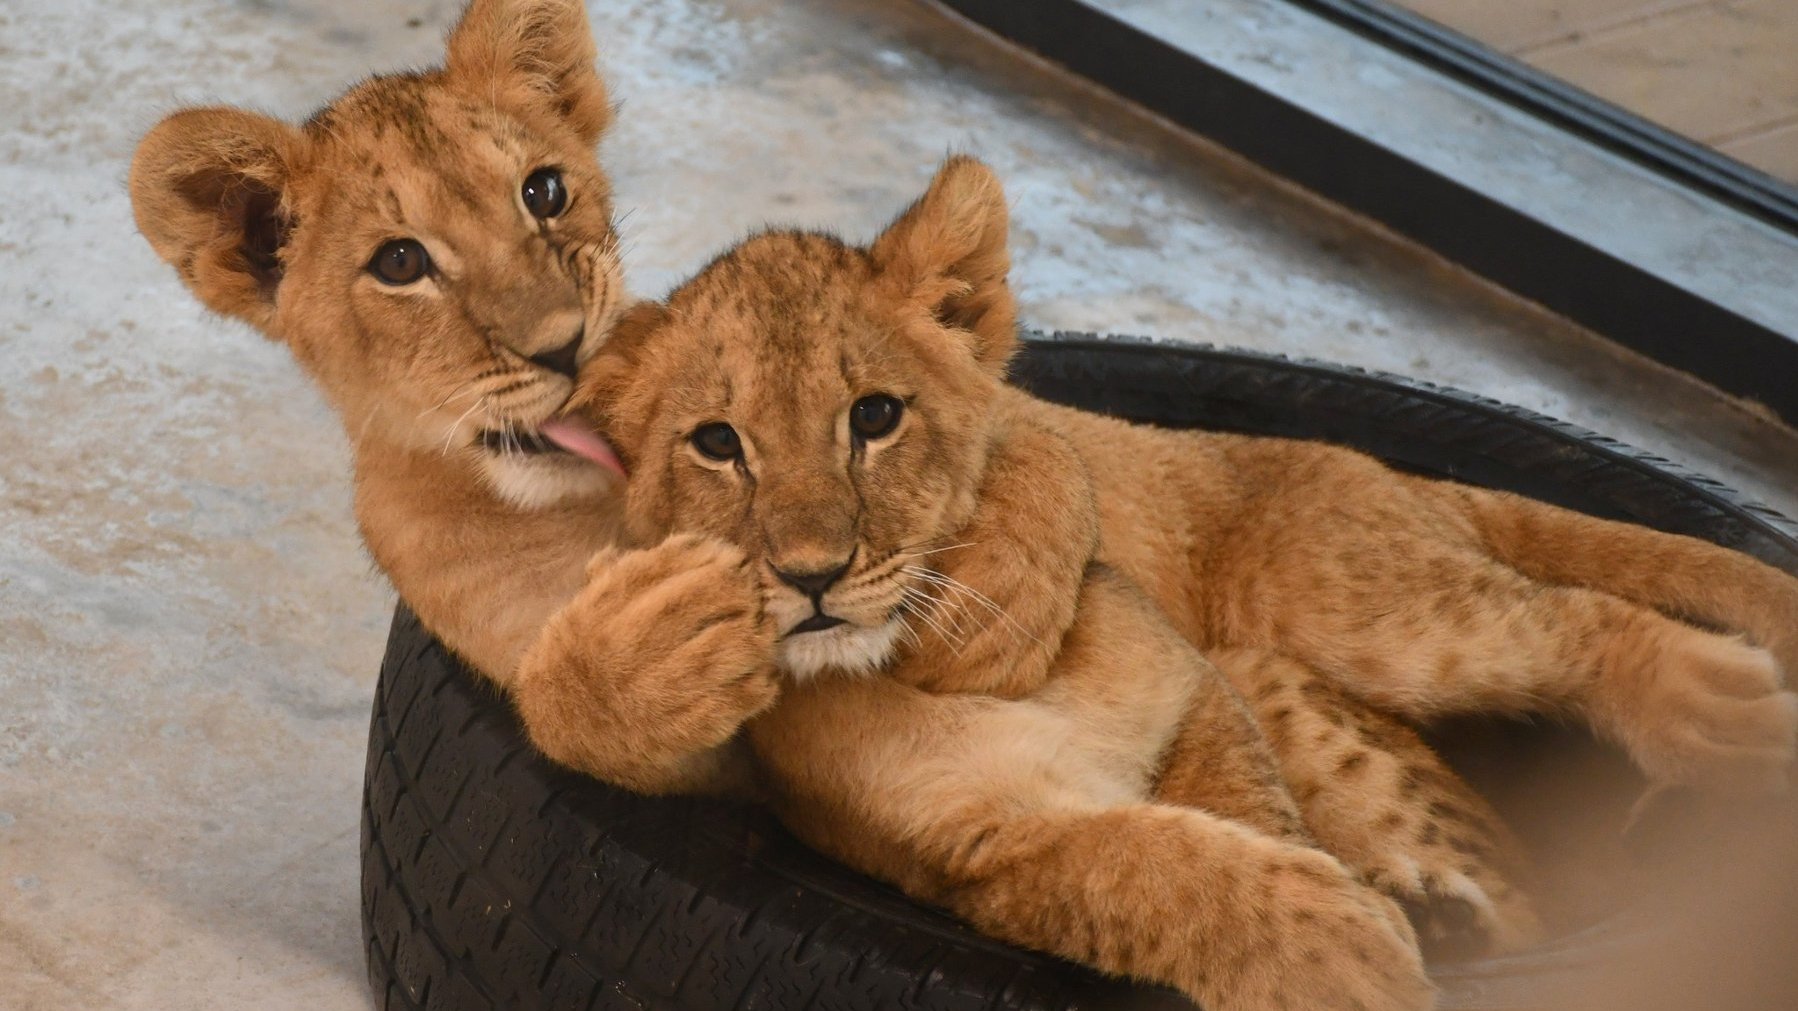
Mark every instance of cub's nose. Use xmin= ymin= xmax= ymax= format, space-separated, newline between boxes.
xmin=773 ymin=559 xmax=852 ymax=599
xmin=528 ymin=329 xmax=583 ymax=378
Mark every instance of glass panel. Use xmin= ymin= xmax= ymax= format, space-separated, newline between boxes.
xmin=1397 ymin=0 xmax=1798 ymax=184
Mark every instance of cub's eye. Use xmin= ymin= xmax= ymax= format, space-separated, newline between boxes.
xmin=691 ymin=422 xmax=742 ymax=461
xmin=521 ymin=167 xmax=567 ymax=219
xmin=850 ymin=394 xmax=904 ymax=440
xmin=368 ymin=239 xmax=430 ymax=285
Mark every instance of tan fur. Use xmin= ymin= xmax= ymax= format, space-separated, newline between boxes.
xmin=575 ymin=156 xmax=1798 ymax=1005
xmin=128 ymin=0 xmax=779 ymax=793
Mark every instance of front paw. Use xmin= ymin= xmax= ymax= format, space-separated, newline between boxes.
xmin=585 ymin=533 xmax=782 ymax=735
xmin=516 ymin=534 xmax=780 ymax=781
xmin=1345 ymin=802 xmax=1541 ymax=961
xmin=1236 ymin=850 xmax=1435 ymax=1011
xmin=1380 ymin=863 xmax=1542 ymax=963
xmin=1624 ymin=633 xmax=1797 ymax=794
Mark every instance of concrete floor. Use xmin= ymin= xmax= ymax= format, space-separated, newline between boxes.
xmin=2 ymin=1 xmax=1795 ymax=1008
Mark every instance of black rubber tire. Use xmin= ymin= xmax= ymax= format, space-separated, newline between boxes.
xmin=361 ymin=336 xmax=1798 ymax=1011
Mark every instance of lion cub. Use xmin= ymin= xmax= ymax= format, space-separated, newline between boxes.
xmin=129 ymin=0 xmax=780 ymax=793
xmin=578 ymin=225 xmax=1434 ymax=1011
xmin=575 ymin=155 xmax=1798 ymax=1004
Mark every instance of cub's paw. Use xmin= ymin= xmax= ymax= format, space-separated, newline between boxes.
xmin=1626 ymin=633 xmax=1797 ymax=794
xmin=1379 ymin=863 xmax=1541 ymax=963
xmin=1229 ymin=851 xmax=1434 ymax=1011
xmin=1345 ymin=804 xmax=1541 ymax=960
xmin=516 ymin=534 xmax=780 ymax=781
xmin=581 ymin=533 xmax=781 ymax=727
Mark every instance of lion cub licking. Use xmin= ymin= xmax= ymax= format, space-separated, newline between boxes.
xmin=578 ymin=196 xmax=1434 ymax=1011
xmin=130 ymin=0 xmax=783 ymax=794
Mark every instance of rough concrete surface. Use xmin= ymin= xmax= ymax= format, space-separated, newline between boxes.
xmin=1 ymin=1 xmax=1793 ymax=1008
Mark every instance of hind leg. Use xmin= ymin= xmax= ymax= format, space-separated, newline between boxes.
xmin=1209 ymin=648 xmax=1543 ymax=958
xmin=1455 ymin=483 xmax=1798 ymax=679
xmin=1263 ymin=537 xmax=1798 ymax=795
xmin=757 ymin=682 xmax=1433 ymax=1011
xmin=1153 ymin=661 xmax=1311 ymax=844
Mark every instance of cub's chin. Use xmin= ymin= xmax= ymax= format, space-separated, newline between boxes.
xmin=478 ymin=450 xmax=616 ymax=510
xmin=779 ymin=620 xmax=903 ymax=681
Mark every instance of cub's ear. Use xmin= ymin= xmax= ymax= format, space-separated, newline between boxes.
xmin=870 ymin=155 xmax=1017 ymax=374
xmin=446 ymin=0 xmax=611 ymax=145
xmin=129 ymin=107 xmax=303 ymax=334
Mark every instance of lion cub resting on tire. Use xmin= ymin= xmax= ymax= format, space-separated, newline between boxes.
xmin=578 ymin=155 xmax=1798 ymax=1009
xmin=578 ymin=199 xmax=1433 ymax=1011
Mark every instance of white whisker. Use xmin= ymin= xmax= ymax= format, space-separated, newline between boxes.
xmin=909 ymin=578 xmax=973 ymax=638
xmin=896 ymin=540 xmax=978 ymax=559
xmin=351 ymin=408 xmax=380 ymax=452
xmin=902 ymin=565 xmax=1043 ymax=646
xmin=901 ymin=586 xmax=964 ymax=652
xmin=416 ymin=381 xmax=482 ymax=422
xmin=440 ymin=395 xmax=489 ymax=457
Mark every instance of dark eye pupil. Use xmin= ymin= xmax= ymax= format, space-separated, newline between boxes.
xmin=522 ymin=168 xmax=567 ymax=219
xmin=370 ymin=240 xmax=428 ymax=285
xmin=693 ymin=423 xmax=741 ymax=460
xmin=851 ymin=395 xmax=902 ymax=439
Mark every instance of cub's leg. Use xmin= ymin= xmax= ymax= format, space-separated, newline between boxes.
xmin=1153 ymin=668 xmax=1310 ymax=844
xmin=1454 ymin=484 xmax=1798 ymax=678
xmin=1213 ymin=648 xmax=1542 ymax=958
xmin=918 ymin=805 xmax=1431 ymax=1011
xmin=1268 ymin=540 xmax=1797 ymax=793
xmin=754 ymin=677 xmax=1432 ymax=1011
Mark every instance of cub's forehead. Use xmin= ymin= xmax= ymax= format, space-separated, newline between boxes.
xmin=295 ymin=77 xmax=553 ymax=241
xmin=305 ymin=74 xmax=532 ymax=188
xmin=651 ymin=303 xmax=852 ymax=402
xmin=643 ymin=232 xmax=932 ymax=409
xmin=669 ymin=233 xmax=886 ymax=347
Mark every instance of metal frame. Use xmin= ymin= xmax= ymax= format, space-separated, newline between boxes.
xmin=931 ymin=0 xmax=1798 ymax=425
xmin=1288 ymin=0 xmax=1798 ymax=235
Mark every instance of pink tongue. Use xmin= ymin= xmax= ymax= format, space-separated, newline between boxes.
xmin=539 ymin=417 xmax=627 ymax=480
